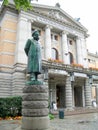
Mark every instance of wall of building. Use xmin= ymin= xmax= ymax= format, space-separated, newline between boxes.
xmin=87 ymin=52 xmax=98 ymax=101
xmin=0 ymin=10 xmax=18 ymax=97
xmin=0 ymin=11 xmax=17 ymax=71
xmin=88 ymin=52 xmax=98 ymax=68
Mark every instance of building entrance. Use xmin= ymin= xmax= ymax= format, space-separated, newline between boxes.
xmin=56 ymin=84 xmax=65 ymax=108
xmin=74 ymin=86 xmax=83 ymax=107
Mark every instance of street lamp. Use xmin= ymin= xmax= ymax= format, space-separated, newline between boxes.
xmin=49 ymin=89 xmax=52 ymax=113
xmin=70 ymin=72 xmax=75 ymax=82
xmin=44 ymin=69 xmax=48 ymax=80
xmin=89 ymin=75 xmax=93 ymax=84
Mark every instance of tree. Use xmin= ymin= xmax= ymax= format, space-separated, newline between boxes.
xmin=3 ymin=0 xmax=34 ymax=10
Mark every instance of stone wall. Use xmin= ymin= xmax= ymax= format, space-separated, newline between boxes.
xmin=0 ymin=72 xmax=12 ymax=97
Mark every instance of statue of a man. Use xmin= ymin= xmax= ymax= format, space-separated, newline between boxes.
xmin=24 ymin=30 xmax=42 ymax=82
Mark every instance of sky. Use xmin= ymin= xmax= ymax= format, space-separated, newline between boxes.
xmin=0 ymin=0 xmax=98 ymax=53
xmin=32 ymin=0 xmax=98 ymax=54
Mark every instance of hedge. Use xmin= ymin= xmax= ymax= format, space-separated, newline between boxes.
xmin=0 ymin=96 xmax=22 ymax=118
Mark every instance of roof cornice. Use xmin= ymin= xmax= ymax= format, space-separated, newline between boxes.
xmin=31 ymin=9 xmax=85 ymax=33
xmin=0 ymin=2 xmax=88 ymax=33
xmin=31 ymin=3 xmax=88 ymax=32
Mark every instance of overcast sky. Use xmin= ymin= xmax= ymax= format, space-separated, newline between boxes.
xmin=32 ymin=0 xmax=98 ymax=53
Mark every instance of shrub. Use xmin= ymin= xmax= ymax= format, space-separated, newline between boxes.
xmin=0 ymin=96 xmax=22 ymax=118
xmin=48 ymin=113 xmax=54 ymax=120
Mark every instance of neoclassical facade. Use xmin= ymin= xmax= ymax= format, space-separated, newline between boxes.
xmin=0 ymin=2 xmax=98 ymax=109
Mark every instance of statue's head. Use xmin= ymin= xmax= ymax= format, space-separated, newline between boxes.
xmin=32 ymin=30 xmax=39 ymax=41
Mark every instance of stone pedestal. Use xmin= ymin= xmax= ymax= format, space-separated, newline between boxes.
xmin=22 ymin=84 xmax=49 ymax=130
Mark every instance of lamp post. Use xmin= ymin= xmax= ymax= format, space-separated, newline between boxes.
xmin=44 ymin=69 xmax=48 ymax=80
xmin=70 ymin=72 xmax=75 ymax=108
xmin=70 ymin=72 xmax=75 ymax=82
xmin=50 ymin=89 xmax=52 ymax=113
xmin=89 ymin=75 xmax=93 ymax=85
xmin=88 ymin=75 xmax=93 ymax=107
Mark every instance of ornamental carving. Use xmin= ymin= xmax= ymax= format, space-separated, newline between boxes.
xmin=48 ymin=10 xmax=68 ymax=22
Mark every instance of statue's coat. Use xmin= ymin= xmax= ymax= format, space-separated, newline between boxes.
xmin=24 ymin=39 xmax=42 ymax=74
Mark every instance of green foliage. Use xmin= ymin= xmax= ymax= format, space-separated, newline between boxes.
xmin=3 ymin=0 xmax=9 ymax=5
xmin=0 ymin=96 xmax=22 ymax=118
xmin=3 ymin=0 xmax=33 ymax=11
xmin=48 ymin=113 xmax=54 ymax=120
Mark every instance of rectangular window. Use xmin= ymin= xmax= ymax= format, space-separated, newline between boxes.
xmin=69 ymin=40 xmax=73 ymax=45
xmin=51 ymin=33 xmax=59 ymax=42
xmin=54 ymin=35 xmax=58 ymax=41
xmin=88 ymin=59 xmax=90 ymax=62
xmin=88 ymin=59 xmax=95 ymax=63
xmin=51 ymin=34 xmax=53 ymax=40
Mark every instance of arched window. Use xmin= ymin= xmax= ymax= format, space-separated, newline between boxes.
xmin=69 ymin=52 xmax=74 ymax=64
xmin=52 ymin=48 xmax=58 ymax=60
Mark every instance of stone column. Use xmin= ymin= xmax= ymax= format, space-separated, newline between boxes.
xmin=22 ymin=84 xmax=49 ymax=130
xmin=72 ymin=86 xmax=75 ymax=107
xmin=49 ymin=81 xmax=56 ymax=103
xmin=62 ymin=31 xmax=70 ymax=64
xmin=15 ymin=13 xmax=32 ymax=64
xmin=52 ymin=86 xmax=56 ymax=103
xmin=85 ymin=78 xmax=92 ymax=107
xmin=81 ymin=37 xmax=88 ymax=68
xmin=65 ymin=76 xmax=73 ymax=110
xmin=49 ymin=81 xmax=55 ymax=110
xmin=13 ymin=13 xmax=32 ymax=96
xmin=82 ymin=85 xmax=85 ymax=107
xmin=44 ymin=25 xmax=52 ymax=59
xmin=96 ymin=85 xmax=98 ymax=105
xmin=76 ymin=37 xmax=83 ymax=65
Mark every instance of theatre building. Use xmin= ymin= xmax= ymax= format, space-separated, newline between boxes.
xmin=0 ymin=1 xmax=98 ymax=110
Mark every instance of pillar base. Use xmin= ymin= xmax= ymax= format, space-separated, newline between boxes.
xmin=21 ymin=116 xmax=49 ymax=130
xmin=85 ymin=105 xmax=92 ymax=108
xmin=65 ymin=107 xmax=74 ymax=111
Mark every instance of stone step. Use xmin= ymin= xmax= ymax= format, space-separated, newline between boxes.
xmin=51 ymin=107 xmax=98 ymax=116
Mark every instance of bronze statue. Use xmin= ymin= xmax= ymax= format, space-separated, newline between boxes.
xmin=24 ymin=30 xmax=42 ymax=84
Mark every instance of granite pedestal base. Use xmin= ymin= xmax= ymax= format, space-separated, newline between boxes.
xmin=22 ymin=116 xmax=49 ymax=130
xmin=21 ymin=84 xmax=49 ymax=130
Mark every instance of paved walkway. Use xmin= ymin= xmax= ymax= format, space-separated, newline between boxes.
xmin=0 ymin=112 xmax=98 ymax=130
xmin=0 ymin=119 xmax=21 ymax=130
xmin=50 ymin=113 xmax=98 ymax=130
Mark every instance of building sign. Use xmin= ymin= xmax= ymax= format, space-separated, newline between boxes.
xmin=74 ymin=72 xmax=87 ymax=78
xmin=37 ymin=16 xmax=83 ymax=37
xmin=49 ymin=69 xmax=67 ymax=75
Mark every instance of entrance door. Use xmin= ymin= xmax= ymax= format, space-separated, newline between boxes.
xmin=56 ymin=85 xmax=65 ymax=108
xmin=74 ymin=86 xmax=83 ymax=107
xmin=56 ymin=86 xmax=60 ymax=107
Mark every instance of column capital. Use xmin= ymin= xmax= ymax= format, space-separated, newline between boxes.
xmin=19 ymin=17 xmax=28 ymax=22
xmin=44 ymin=24 xmax=52 ymax=59
xmin=27 ymin=19 xmax=34 ymax=23
xmin=62 ymin=30 xmax=69 ymax=35
xmin=76 ymin=35 xmax=82 ymax=40
xmin=45 ymin=25 xmax=53 ymax=29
